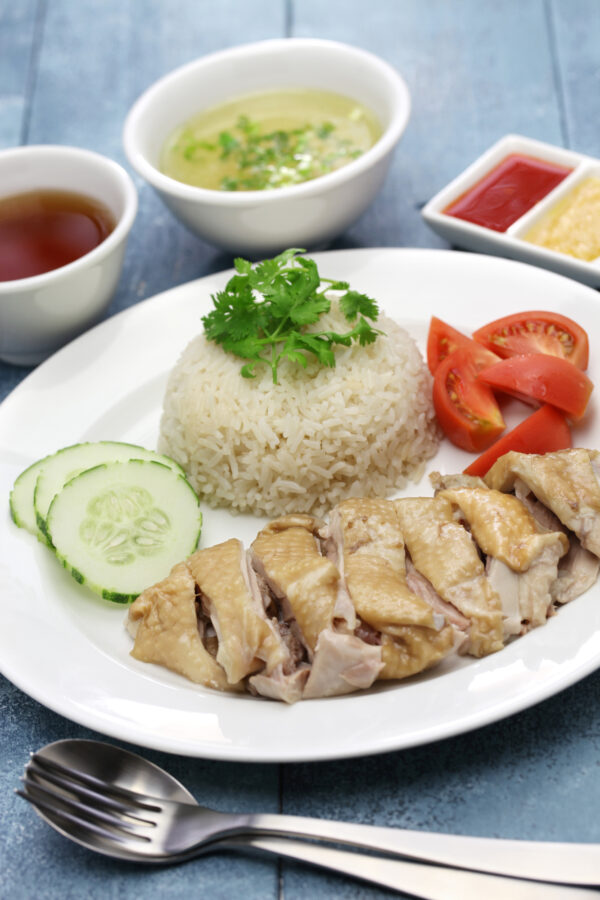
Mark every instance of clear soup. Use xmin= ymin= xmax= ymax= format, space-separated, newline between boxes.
xmin=160 ymin=88 xmax=382 ymax=192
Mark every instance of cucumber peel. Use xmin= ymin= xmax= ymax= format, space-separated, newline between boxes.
xmin=10 ymin=441 xmax=202 ymax=603
xmin=47 ymin=459 xmax=202 ymax=603
xmin=33 ymin=441 xmax=185 ymax=541
xmin=10 ymin=453 xmax=54 ymax=537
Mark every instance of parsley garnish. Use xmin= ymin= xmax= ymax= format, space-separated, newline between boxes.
xmin=202 ymin=248 xmax=382 ymax=384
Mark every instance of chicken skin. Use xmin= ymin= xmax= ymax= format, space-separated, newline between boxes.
xmin=325 ymin=498 xmax=454 ymax=679
xmin=395 ymin=496 xmax=504 ymax=657
xmin=128 ymin=562 xmax=235 ymax=691
xmin=251 ymin=514 xmax=382 ymax=698
xmin=438 ymin=487 xmax=568 ymax=634
xmin=187 ymin=538 xmax=288 ymax=684
xmin=485 ymin=449 xmax=600 ymax=556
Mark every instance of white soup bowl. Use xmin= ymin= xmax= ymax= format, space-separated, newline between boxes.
xmin=123 ymin=38 xmax=410 ymax=256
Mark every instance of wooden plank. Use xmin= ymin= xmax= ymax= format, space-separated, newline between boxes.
xmin=0 ymin=1 xmax=39 ymax=392
xmin=549 ymin=0 xmax=600 ymax=155
xmin=24 ymin=0 xmax=288 ymax=316
xmin=0 ymin=0 xmax=39 ymax=148
xmin=292 ymin=0 xmax=564 ymax=250
xmin=0 ymin=680 xmax=282 ymax=900
xmin=280 ymin=670 xmax=600 ymax=899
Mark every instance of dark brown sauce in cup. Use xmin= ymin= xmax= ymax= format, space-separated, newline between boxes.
xmin=0 ymin=189 xmax=116 ymax=281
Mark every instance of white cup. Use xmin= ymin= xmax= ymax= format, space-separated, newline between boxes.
xmin=0 ymin=145 xmax=138 ymax=366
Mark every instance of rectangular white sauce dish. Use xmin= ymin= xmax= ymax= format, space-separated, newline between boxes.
xmin=422 ymin=134 xmax=600 ymax=288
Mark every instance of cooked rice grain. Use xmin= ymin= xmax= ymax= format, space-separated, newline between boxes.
xmin=159 ymin=304 xmax=440 ymax=517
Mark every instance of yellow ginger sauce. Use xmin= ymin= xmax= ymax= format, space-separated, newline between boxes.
xmin=524 ymin=175 xmax=600 ymax=261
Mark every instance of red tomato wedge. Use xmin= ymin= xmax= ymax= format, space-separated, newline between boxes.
xmin=427 ymin=316 xmax=500 ymax=375
xmin=463 ymin=405 xmax=572 ymax=476
xmin=478 ymin=353 xmax=593 ymax=420
xmin=433 ymin=348 xmax=505 ymax=452
xmin=472 ymin=311 xmax=589 ymax=370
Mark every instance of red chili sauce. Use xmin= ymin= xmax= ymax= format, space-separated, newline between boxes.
xmin=443 ymin=154 xmax=572 ymax=232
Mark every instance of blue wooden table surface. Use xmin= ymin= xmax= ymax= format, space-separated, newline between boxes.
xmin=2 ymin=2 xmax=600 ymax=897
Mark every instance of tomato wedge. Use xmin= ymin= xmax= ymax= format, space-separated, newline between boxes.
xmin=463 ymin=405 xmax=572 ymax=476
xmin=427 ymin=316 xmax=500 ymax=375
xmin=433 ymin=348 xmax=505 ymax=452
xmin=473 ymin=311 xmax=589 ymax=370
xmin=478 ymin=353 xmax=593 ymax=420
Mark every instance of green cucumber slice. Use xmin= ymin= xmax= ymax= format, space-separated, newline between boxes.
xmin=10 ymin=452 xmax=55 ymax=537
xmin=47 ymin=459 xmax=202 ymax=603
xmin=34 ymin=441 xmax=185 ymax=541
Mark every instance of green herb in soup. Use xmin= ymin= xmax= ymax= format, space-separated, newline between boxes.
xmin=160 ymin=89 xmax=382 ymax=191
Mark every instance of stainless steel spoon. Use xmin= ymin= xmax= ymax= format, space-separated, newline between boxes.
xmin=18 ymin=739 xmax=598 ymax=900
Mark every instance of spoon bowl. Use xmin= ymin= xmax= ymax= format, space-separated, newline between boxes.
xmin=29 ymin=739 xmax=196 ymax=861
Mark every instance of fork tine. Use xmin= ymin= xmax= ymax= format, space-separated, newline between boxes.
xmin=26 ymin=759 xmax=158 ymax=820
xmin=29 ymin=753 xmax=161 ymax=809
xmin=20 ymin=775 xmax=152 ymax=835
xmin=21 ymin=771 xmax=157 ymax=842
xmin=17 ymin=784 xmax=149 ymax=846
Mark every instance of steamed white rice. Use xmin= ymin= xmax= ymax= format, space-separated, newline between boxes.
xmin=158 ymin=303 xmax=440 ymax=517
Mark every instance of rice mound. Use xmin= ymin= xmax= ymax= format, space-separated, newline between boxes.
xmin=158 ymin=303 xmax=440 ymax=517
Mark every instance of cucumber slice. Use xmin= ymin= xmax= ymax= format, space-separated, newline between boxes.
xmin=34 ymin=441 xmax=185 ymax=541
xmin=9 ymin=452 xmax=55 ymax=537
xmin=47 ymin=459 xmax=202 ymax=603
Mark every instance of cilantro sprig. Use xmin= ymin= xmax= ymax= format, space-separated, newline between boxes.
xmin=202 ymin=248 xmax=382 ymax=384
xmin=182 ymin=116 xmax=363 ymax=191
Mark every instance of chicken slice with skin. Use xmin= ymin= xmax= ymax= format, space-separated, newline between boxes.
xmin=394 ymin=496 xmax=504 ymax=657
xmin=511 ymin=478 xmax=600 ymax=605
xmin=127 ymin=562 xmax=235 ymax=692
xmin=438 ymin=487 xmax=569 ymax=572
xmin=251 ymin=514 xmax=381 ymax=698
xmin=187 ymin=538 xmax=289 ymax=685
xmin=251 ymin=515 xmax=344 ymax=656
xmin=438 ymin=487 xmax=569 ymax=635
xmin=326 ymin=498 xmax=437 ymax=633
xmin=379 ymin=629 xmax=455 ymax=679
xmin=551 ymin=538 xmax=600 ymax=605
xmin=325 ymin=498 xmax=455 ymax=680
xmin=485 ymin=449 xmax=600 ymax=556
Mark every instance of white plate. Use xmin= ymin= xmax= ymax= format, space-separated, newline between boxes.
xmin=2 ymin=248 xmax=600 ymax=762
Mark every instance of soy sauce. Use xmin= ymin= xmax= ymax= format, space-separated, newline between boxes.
xmin=0 ymin=189 xmax=116 ymax=281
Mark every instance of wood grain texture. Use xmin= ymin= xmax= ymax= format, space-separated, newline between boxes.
xmin=293 ymin=0 xmax=567 ymax=253
xmin=0 ymin=0 xmax=40 ymax=148
xmin=2 ymin=5 xmax=600 ymax=898
xmin=549 ymin=0 xmax=600 ymax=155
xmin=26 ymin=0 xmax=287 ymax=316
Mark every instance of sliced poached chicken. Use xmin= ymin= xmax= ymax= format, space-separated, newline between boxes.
xmin=251 ymin=514 xmax=382 ymax=699
xmin=394 ymin=495 xmax=504 ymax=657
xmin=438 ymin=487 xmax=568 ymax=635
xmin=324 ymin=498 xmax=455 ymax=679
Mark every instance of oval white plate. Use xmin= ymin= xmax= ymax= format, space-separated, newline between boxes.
xmin=2 ymin=248 xmax=600 ymax=762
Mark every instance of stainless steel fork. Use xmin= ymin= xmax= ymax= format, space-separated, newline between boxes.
xmin=19 ymin=753 xmax=599 ymax=899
